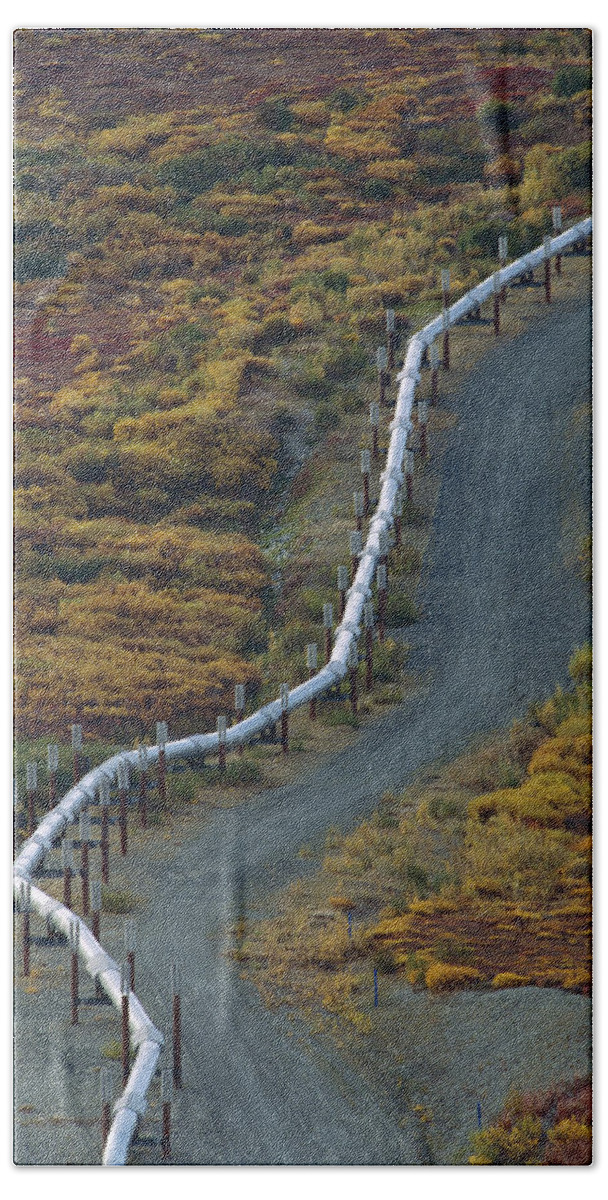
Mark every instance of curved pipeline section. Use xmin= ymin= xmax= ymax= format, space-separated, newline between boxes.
xmin=13 ymin=216 xmax=591 ymax=1164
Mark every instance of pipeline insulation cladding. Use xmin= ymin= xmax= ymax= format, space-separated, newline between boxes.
xmin=13 ymin=217 xmax=591 ymax=1165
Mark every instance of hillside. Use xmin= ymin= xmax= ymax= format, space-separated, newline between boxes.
xmin=14 ymin=28 xmax=591 ymax=741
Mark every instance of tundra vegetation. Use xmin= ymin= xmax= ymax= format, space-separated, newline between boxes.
xmin=15 ymin=28 xmax=591 ymax=754
xmin=238 ymin=647 xmax=591 ymax=1025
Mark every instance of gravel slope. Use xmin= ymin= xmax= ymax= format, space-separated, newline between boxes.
xmin=14 ymin=286 xmax=592 ymax=1164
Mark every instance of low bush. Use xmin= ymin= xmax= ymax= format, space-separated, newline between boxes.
xmin=425 ymin=962 xmax=482 ymax=992
xmin=491 ymin=972 xmax=531 ymax=989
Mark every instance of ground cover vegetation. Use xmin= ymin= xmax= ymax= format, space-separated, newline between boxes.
xmin=15 ymin=29 xmax=591 ymax=758
xmin=469 ymin=1076 xmax=591 ymax=1164
xmin=238 ymin=646 xmax=591 ymax=1027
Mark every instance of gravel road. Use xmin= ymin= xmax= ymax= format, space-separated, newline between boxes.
xmin=14 ymin=284 xmax=592 ymax=1164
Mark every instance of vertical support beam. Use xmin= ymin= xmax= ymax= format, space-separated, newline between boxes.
xmin=100 ymin=1068 xmax=112 ymax=1150
xmin=364 ymin=601 xmax=374 ymax=693
xmin=161 ymin=1070 xmax=172 ymax=1161
xmin=552 ymin=206 xmax=562 ymax=275
xmin=544 ymin=235 xmax=552 ymax=303
xmin=441 ymin=269 xmax=450 ymax=370
xmin=117 ymin=759 xmax=129 ymax=857
xmin=121 ymin=962 xmax=130 ymax=1089
xmin=234 ymin=686 xmax=245 ymax=756
xmin=348 ymin=643 xmax=358 ymax=717
xmin=405 ymin=448 xmax=414 ymax=504
xmin=418 ymin=401 xmax=428 ymax=460
xmin=124 ymin=918 xmax=136 ymax=992
xmin=353 ymin=489 xmax=364 ymax=533
xmin=80 ymin=808 xmax=90 ymax=915
xmin=369 ymin=402 xmax=380 ymax=459
xmin=442 ymin=309 xmax=450 ymax=371
xmin=306 ymin=644 xmax=318 ymax=721
xmin=137 ymin=744 xmax=148 ymax=829
xmin=47 ymin=743 xmax=59 ymax=810
xmin=280 ymin=683 xmax=289 ymax=754
xmin=90 ymin=879 xmax=102 ymax=943
xmin=430 ymin=341 xmax=439 ymax=404
xmin=393 ymin=494 xmax=402 ymax=548
xmin=99 ymin=777 xmax=110 ymax=884
xmin=156 ymin=721 xmax=168 ymax=803
xmin=323 ymin=602 xmax=334 ymax=664
xmin=69 ymin=919 xmax=80 ymax=1025
xmin=360 ymin=449 xmax=371 ymax=516
xmin=217 ymin=716 xmax=227 ymax=773
xmin=349 ymin=530 xmax=362 ymax=584
xmin=61 ymin=836 xmax=73 ymax=909
xmin=337 ymin=565 xmax=348 ymax=620
xmin=171 ymin=962 xmax=182 ymax=1091
xmin=493 ymin=272 xmax=501 ymax=335
xmin=377 ymin=564 xmax=387 ymax=643
xmin=20 ymin=880 xmax=31 ymax=977
xmin=498 ymin=234 xmax=508 ymax=302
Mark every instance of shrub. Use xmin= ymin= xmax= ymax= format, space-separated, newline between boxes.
xmin=491 ymin=972 xmax=531 ymax=989
xmin=552 ymin=65 xmax=591 ymax=97
xmin=425 ymin=963 xmax=482 ymax=992
xmin=168 ymin=769 xmax=200 ymax=803
xmin=102 ymin=886 xmax=138 ymax=914
xmin=386 ymin=591 xmax=419 ymax=625
xmin=470 ymin=1113 xmax=542 ymax=1165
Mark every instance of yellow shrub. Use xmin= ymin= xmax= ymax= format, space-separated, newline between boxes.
xmin=562 ymin=969 xmax=589 ymax=992
xmin=491 ymin=972 xmax=531 ymax=989
xmin=425 ymin=963 xmax=482 ymax=992
xmin=547 ymin=1117 xmax=591 ymax=1145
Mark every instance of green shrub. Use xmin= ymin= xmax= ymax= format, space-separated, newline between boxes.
xmin=168 ymin=769 xmax=200 ymax=803
xmin=102 ymin=887 xmax=139 ymax=914
xmin=386 ymin=591 xmax=419 ymax=625
xmin=552 ymin=65 xmax=591 ymax=97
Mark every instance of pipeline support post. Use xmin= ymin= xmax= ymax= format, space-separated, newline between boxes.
xmin=171 ymin=962 xmax=182 ymax=1090
xmin=377 ymin=564 xmax=387 ymax=643
xmin=348 ymin=642 xmax=359 ymax=717
xmin=280 ymin=683 xmax=289 ymax=754
xmin=369 ymin=401 xmax=380 ymax=459
xmin=364 ymin=601 xmax=374 ymax=693
xmin=360 ymin=448 xmax=371 ymax=516
xmin=493 ymin=271 xmax=501 ymax=336
xmin=306 ymin=644 xmax=318 ymax=721
xmin=121 ymin=962 xmax=130 ymax=1089
xmin=337 ymin=565 xmax=348 ymax=620
xmin=430 ymin=341 xmax=439 ymax=403
xmin=349 ymin=530 xmax=362 ymax=584
xmin=156 ymin=720 xmax=168 ymax=802
xmin=217 ymin=715 xmax=227 ymax=773
xmin=80 ymin=808 xmax=91 ymax=915
xmin=234 ymin=686 xmax=245 ymax=756
xmin=405 ymin=447 xmax=414 ymax=504
xmin=69 ymin=919 xmax=80 ymax=1025
xmin=99 ymin=776 xmax=110 ymax=884
xmin=161 ymin=1070 xmax=172 ymax=1160
xmin=47 ymin=743 xmax=59 ymax=810
xmin=552 ymin=206 xmax=562 ymax=275
xmin=62 ymin=836 xmax=73 ymax=909
xmin=117 ymin=759 xmax=129 ymax=856
xmin=137 ymin=744 xmax=148 ymax=830
xmin=498 ymin=234 xmax=508 ymax=302
xmin=441 ymin=269 xmax=450 ymax=370
xmin=544 ymin=235 xmax=552 ymax=303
